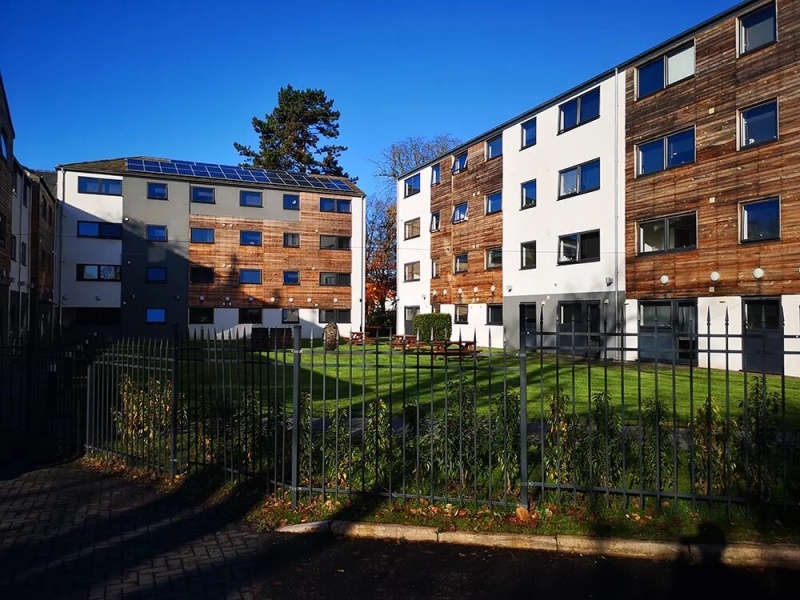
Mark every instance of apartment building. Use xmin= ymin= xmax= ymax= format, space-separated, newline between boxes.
xmin=56 ymin=158 xmax=365 ymax=342
xmin=0 ymin=73 xmax=14 ymax=340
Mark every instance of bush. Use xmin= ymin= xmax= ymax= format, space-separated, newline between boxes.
xmin=412 ymin=313 xmax=452 ymax=341
xmin=737 ymin=377 xmax=781 ymax=502
xmin=693 ymin=396 xmax=737 ymax=497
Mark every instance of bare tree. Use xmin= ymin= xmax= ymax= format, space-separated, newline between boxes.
xmin=371 ymin=134 xmax=461 ymax=197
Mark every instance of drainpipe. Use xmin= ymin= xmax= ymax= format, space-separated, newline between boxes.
xmin=613 ymin=67 xmax=622 ymax=349
xmin=57 ymin=168 xmax=64 ymax=338
xmin=360 ymin=194 xmax=366 ymax=334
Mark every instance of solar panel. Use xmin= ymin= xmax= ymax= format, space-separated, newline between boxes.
xmin=125 ymin=158 xmax=354 ymax=193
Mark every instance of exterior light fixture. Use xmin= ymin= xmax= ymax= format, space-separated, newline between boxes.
xmin=660 ymin=275 xmax=669 ymax=285
xmin=710 ymin=271 xmax=721 ymax=282
xmin=473 ymin=286 xmax=478 ymax=293
xmin=289 ymin=297 xmax=294 ymax=303
xmin=224 ymin=296 xmax=230 ymax=302
xmin=199 ymin=295 xmax=205 ymax=302
xmin=753 ymin=267 xmax=765 ymax=280
xmin=248 ymin=296 xmax=254 ymax=302
xmin=490 ymin=285 xmax=495 ymax=293
xmin=270 ymin=296 xmax=276 ymax=302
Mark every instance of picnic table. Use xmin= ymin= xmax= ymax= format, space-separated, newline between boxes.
xmin=391 ymin=334 xmax=418 ymax=350
xmin=348 ymin=331 xmax=374 ymax=345
xmin=430 ymin=340 xmax=478 ymax=359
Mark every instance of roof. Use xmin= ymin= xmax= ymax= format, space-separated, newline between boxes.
xmin=32 ymin=170 xmax=58 ymax=200
xmin=0 ymin=72 xmax=14 ymax=138
xmin=398 ymin=0 xmax=760 ymax=179
xmin=57 ymin=156 xmax=364 ymax=196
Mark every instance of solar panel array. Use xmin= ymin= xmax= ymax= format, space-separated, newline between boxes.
xmin=125 ymin=158 xmax=353 ymax=192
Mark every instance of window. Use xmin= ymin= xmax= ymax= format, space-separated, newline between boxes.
xmin=0 ymin=215 xmax=5 ymax=248
xmin=146 ymin=225 xmax=168 ymax=242
xmin=23 ymin=181 xmax=30 ymax=207
xmin=146 ymin=266 xmax=167 ymax=282
xmin=521 ymin=241 xmax=536 ymax=269
xmin=282 ymin=308 xmax=299 ymax=324
xmin=486 ymin=248 xmax=502 ymax=269
xmin=521 ymin=180 xmax=537 ymax=209
xmin=189 ymin=307 xmax=214 ymax=325
xmin=558 ymin=230 xmax=600 ymax=264
xmin=486 ymin=135 xmax=502 ymax=159
xmin=639 ymin=213 xmax=697 ymax=254
xmin=78 ymin=176 xmax=121 ymax=195
xmin=77 ymin=221 xmax=122 ymax=239
xmin=240 ymin=190 xmax=262 ymax=207
xmin=319 ymin=235 xmax=350 ymax=250
xmin=431 ymin=164 xmax=441 ymax=185
xmin=740 ymin=100 xmax=778 ymax=149
xmin=191 ymin=187 xmax=215 ymax=204
xmin=283 ymin=194 xmax=300 ymax=210
xmin=320 ymin=272 xmax=351 ymax=286
xmin=146 ymin=308 xmax=166 ymax=324
xmin=559 ymin=158 xmax=600 ymax=197
xmin=283 ymin=232 xmax=300 ymax=248
xmin=486 ymin=192 xmax=502 ymax=215
xmin=454 ymin=305 xmax=468 ymax=324
xmin=189 ymin=267 xmax=214 ymax=284
xmin=452 ymin=202 xmax=468 ymax=223
xmin=240 ymin=230 xmax=262 ymax=246
xmin=190 ymin=227 xmax=214 ymax=243
xmin=452 ymin=152 xmax=468 ymax=174
xmin=239 ymin=308 xmax=262 ymax=324
xmin=404 ymin=261 xmax=421 ymax=282
xmin=10 ymin=234 xmax=16 ymax=260
xmin=454 ymin=253 xmax=468 ymax=273
xmin=404 ymin=218 xmax=420 ymax=240
xmin=74 ymin=308 xmax=120 ymax=325
xmin=319 ymin=309 xmax=351 ymax=324
xmin=0 ymin=130 xmax=7 ymax=160
xmin=320 ymin=198 xmax=351 ymax=213
xmin=430 ymin=211 xmax=441 ymax=232
xmin=521 ymin=118 xmax=537 ymax=148
xmin=147 ymin=182 xmax=168 ymax=200
xmin=20 ymin=241 xmax=27 ymax=266
xmin=637 ymin=129 xmax=695 ymax=175
xmin=559 ymin=88 xmax=600 ymax=132
xmin=431 ymin=259 xmax=440 ymax=279
xmin=739 ymin=2 xmax=777 ymax=55
xmin=283 ymin=270 xmax=300 ymax=285
xmin=487 ymin=304 xmax=503 ymax=325
xmin=76 ymin=264 xmax=120 ymax=281
xmin=637 ymin=43 xmax=695 ymax=99
xmin=240 ymin=269 xmax=262 ymax=284
xmin=741 ymin=197 xmax=779 ymax=242
xmin=47 ymin=205 xmax=53 ymax=225
xmin=404 ymin=173 xmax=421 ymax=197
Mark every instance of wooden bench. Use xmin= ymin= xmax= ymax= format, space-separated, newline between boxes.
xmin=430 ymin=340 xmax=479 ymax=360
xmin=391 ymin=334 xmax=418 ymax=350
xmin=349 ymin=331 xmax=373 ymax=345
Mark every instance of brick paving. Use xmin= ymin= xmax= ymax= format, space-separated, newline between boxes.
xmin=0 ymin=457 xmax=262 ymax=599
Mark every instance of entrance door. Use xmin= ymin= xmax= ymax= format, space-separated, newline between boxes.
xmin=639 ymin=299 xmax=697 ymax=364
xmin=520 ymin=303 xmax=537 ymax=350
xmin=404 ymin=306 xmax=420 ymax=335
xmin=557 ymin=301 xmax=601 ymax=356
xmin=744 ymin=299 xmax=783 ymax=374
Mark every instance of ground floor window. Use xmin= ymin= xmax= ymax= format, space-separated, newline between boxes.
xmin=638 ymin=299 xmax=697 ymax=364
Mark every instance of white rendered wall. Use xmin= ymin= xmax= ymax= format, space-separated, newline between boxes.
xmin=350 ymin=195 xmax=366 ymax=334
xmin=439 ymin=302 xmax=505 ymax=347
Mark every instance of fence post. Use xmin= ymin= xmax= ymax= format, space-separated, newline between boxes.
xmin=518 ymin=304 xmax=529 ymax=508
xmin=291 ymin=324 xmax=301 ymax=508
xmin=170 ymin=323 xmax=179 ymax=479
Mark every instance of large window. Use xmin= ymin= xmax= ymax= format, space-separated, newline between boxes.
xmin=146 ymin=266 xmax=167 ymax=282
xmin=740 ymin=99 xmax=778 ymax=149
xmin=319 ymin=309 xmax=351 ymax=324
xmin=452 ymin=152 xmax=468 ymax=174
xmin=283 ymin=194 xmax=300 ymax=210
xmin=521 ymin=180 xmax=537 ymax=209
xmin=559 ymin=88 xmax=600 ymax=132
xmin=487 ymin=304 xmax=503 ymax=325
xmin=147 ymin=182 xmax=168 ymax=200
xmin=741 ymin=197 xmax=779 ymax=242
xmin=486 ymin=248 xmax=502 ymax=269
xmin=77 ymin=264 xmax=121 ymax=281
xmin=739 ymin=2 xmax=776 ymax=55
xmin=189 ymin=307 xmax=214 ymax=325
xmin=240 ymin=230 xmax=262 ymax=246
xmin=146 ymin=308 xmax=166 ymax=324
xmin=454 ymin=305 xmax=468 ymax=324
xmin=146 ymin=225 xmax=168 ymax=242
xmin=521 ymin=241 xmax=536 ymax=269
xmin=319 ymin=235 xmax=350 ymax=250
xmin=77 ymin=221 xmax=122 ymax=239
xmin=320 ymin=272 xmax=351 ymax=286
xmin=639 ymin=213 xmax=697 ymax=254
xmin=404 ymin=173 xmax=421 ymax=197
xmin=283 ymin=270 xmax=300 ymax=285
xmin=404 ymin=261 xmax=421 ymax=282
xmin=191 ymin=187 xmax=215 ymax=204
xmin=239 ymin=308 xmax=262 ymax=324
xmin=637 ymin=129 xmax=695 ymax=175
xmin=521 ymin=118 xmax=537 ymax=148
xmin=430 ymin=211 xmax=441 ymax=232
xmin=486 ymin=135 xmax=502 ymax=159
xmin=190 ymin=227 xmax=214 ymax=243
xmin=559 ymin=159 xmax=600 ymax=198
xmin=431 ymin=164 xmax=441 ymax=185
xmin=189 ymin=266 xmax=214 ymax=284
xmin=239 ymin=269 xmax=262 ymax=284
xmin=485 ymin=192 xmax=502 ymax=215
xmin=454 ymin=253 xmax=468 ymax=273
xmin=282 ymin=308 xmax=299 ymax=324
xmin=404 ymin=218 xmax=420 ymax=240
xmin=78 ymin=177 xmax=121 ymax=195
xmin=452 ymin=202 xmax=468 ymax=223
xmin=239 ymin=190 xmax=262 ymax=207
xmin=320 ymin=198 xmax=351 ymax=213
xmin=637 ymin=43 xmax=695 ymax=99
xmin=558 ymin=230 xmax=600 ymax=264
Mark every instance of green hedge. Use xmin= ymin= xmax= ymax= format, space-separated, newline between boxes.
xmin=412 ymin=313 xmax=452 ymax=341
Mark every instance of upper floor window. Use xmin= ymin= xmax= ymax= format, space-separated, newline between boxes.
xmin=240 ymin=230 xmax=262 ymax=246
xmin=431 ymin=259 xmax=440 ymax=279
xmin=189 ymin=266 xmax=214 ymax=284
xmin=521 ymin=118 xmax=537 ymax=149
xmin=404 ymin=174 xmax=421 ymax=197
xmin=452 ymin=202 xmax=468 ymax=224
xmin=639 ymin=213 xmax=697 ymax=254
xmin=739 ymin=2 xmax=777 ymax=56
xmin=283 ymin=270 xmax=300 ymax=285
xmin=430 ymin=211 xmax=441 ymax=232
xmin=0 ymin=130 xmax=8 ymax=160
xmin=320 ymin=197 xmax=351 ymax=213
xmin=191 ymin=186 xmax=215 ymax=204
xmin=240 ymin=269 xmax=263 ymax=284
xmin=404 ymin=261 xmax=421 ymax=282
xmin=559 ymin=88 xmax=600 ymax=132
xmin=521 ymin=241 xmax=536 ymax=269
xmin=637 ymin=128 xmax=695 ymax=175
xmin=431 ymin=164 xmax=441 ymax=185
xmin=146 ymin=266 xmax=167 ymax=283
xmin=283 ymin=232 xmax=300 ymax=248
xmin=78 ymin=176 xmax=121 ymax=195
xmin=404 ymin=218 xmax=420 ymax=240
xmin=146 ymin=225 xmax=168 ymax=242
xmin=320 ymin=272 xmax=351 ymax=286
xmin=190 ymin=227 xmax=214 ymax=244
xmin=741 ymin=197 xmax=779 ymax=242
xmin=637 ymin=43 xmax=695 ymax=99
xmin=486 ymin=135 xmax=502 ymax=159
xmin=77 ymin=220 xmax=122 ymax=239
xmin=739 ymin=99 xmax=778 ymax=149
xmin=319 ymin=235 xmax=350 ymax=250
xmin=454 ymin=253 xmax=468 ymax=273
xmin=521 ymin=180 xmax=537 ymax=209
xmin=146 ymin=308 xmax=166 ymax=324
xmin=485 ymin=192 xmax=502 ymax=215
xmin=240 ymin=190 xmax=263 ymax=207
xmin=283 ymin=194 xmax=300 ymax=210
xmin=558 ymin=230 xmax=600 ymax=264
xmin=77 ymin=264 xmax=121 ymax=281
xmin=485 ymin=248 xmax=502 ymax=269
xmin=559 ymin=158 xmax=600 ymax=198
xmin=20 ymin=241 xmax=27 ymax=266
xmin=452 ymin=152 xmax=468 ymax=174
xmin=147 ymin=182 xmax=168 ymax=200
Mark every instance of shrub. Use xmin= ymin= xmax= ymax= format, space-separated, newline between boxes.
xmin=693 ymin=396 xmax=737 ymax=497
xmin=412 ymin=313 xmax=452 ymax=341
xmin=576 ymin=392 xmax=627 ymax=489
xmin=543 ymin=391 xmax=580 ymax=486
xmin=737 ymin=377 xmax=781 ymax=502
xmin=634 ymin=397 xmax=678 ymax=492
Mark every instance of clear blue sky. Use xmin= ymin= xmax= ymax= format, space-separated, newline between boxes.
xmin=2 ymin=0 xmax=739 ymax=199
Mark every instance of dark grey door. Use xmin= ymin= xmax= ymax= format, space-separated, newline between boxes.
xmin=639 ymin=299 xmax=697 ymax=365
xmin=744 ymin=299 xmax=783 ymax=374
xmin=520 ymin=303 xmax=537 ymax=350
xmin=404 ymin=306 xmax=420 ymax=335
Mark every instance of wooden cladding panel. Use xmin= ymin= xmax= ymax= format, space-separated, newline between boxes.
xmin=429 ymin=143 xmax=504 ymax=306
xmin=188 ymin=192 xmax=354 ymax=309
xmin=625 ymin=0 xmax=800 ymax=299
xmin=30 ymin=180 xmax=56 ymax=298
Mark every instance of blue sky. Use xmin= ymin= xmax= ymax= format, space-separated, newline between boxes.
xmin=2 ymin=0 xmax=738 ymax=198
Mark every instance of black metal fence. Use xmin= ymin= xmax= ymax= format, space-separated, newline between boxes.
xmin=81 ymin=317 xmax=800 ymax=514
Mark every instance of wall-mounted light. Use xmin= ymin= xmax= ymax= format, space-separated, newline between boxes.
xmin=442 ymin=289 xmax=447 ymax=295
xmin=333 ymin=298 xmax=338 ymax=303
xmin=473 ymin=286 xmax=478 ymax=293
xmin=289 ymin=297 xmax=294 ymax=303
xmin=123 ymin=217 xmax=129 ymax=222
xmin=710 ymin=271 xmax=721 ymax=282
xmin=432 ymin=290 xmax=437 ymax=296
xmin=199 ymin=295 xmax=205 ymax=302
xmin=224 ymin=296 xmax=230 ymax=302
xmin=490 ymin=285 xmax=496 ymax=293
xmin=506 ymin=285 xmax=512 ymax=293
xmin=95 ymin=296 xmax=102 ymax=301
xmin=457 ymin=288 xmax=463 ymax=295
xmin=270 ymin=296 xmax=276 ymax=303
xmin=753 ymin=267 xmax=765 ymax=280
xmin=660 ymin=275 xmax=669 ymax=285
xmin=605 ymin=277 xmax=613 ymax=287
xmin=130 ymin=293 xmax=136 ymax=299
xmin=307 ymin=297 xmax=312 ymax=303
xmin=175 ymin=295 xmax=180 ymax=300
xmin=248 ymin=296 xmax=254 ymax=303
